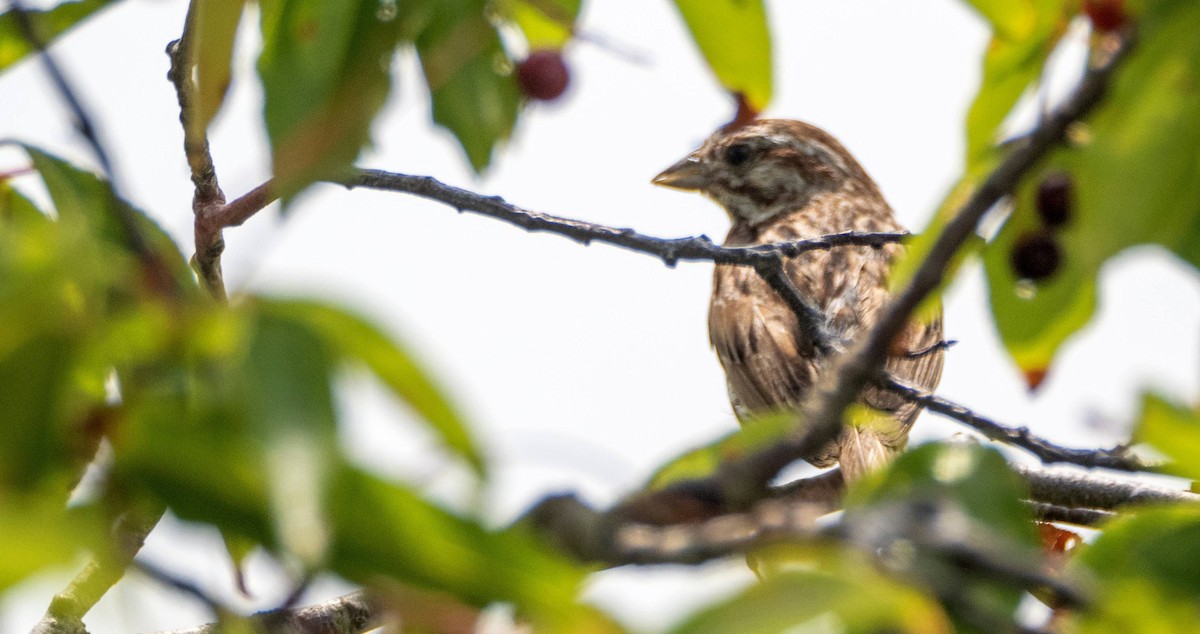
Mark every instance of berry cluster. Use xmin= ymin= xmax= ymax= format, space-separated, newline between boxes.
xmin=1010 ymin=172 xmax=1073 ymax=282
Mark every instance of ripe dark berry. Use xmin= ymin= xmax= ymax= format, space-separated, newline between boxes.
xmin=515 ymin=50 xmax=570 ymax=102
xmin=1035 ymin=172 xmax=1073 ymax=228
xmin=1083 ymin=0 xmax=1126 ymax=32
xmin=1010 ymin=231 xmax=1062 ymax=282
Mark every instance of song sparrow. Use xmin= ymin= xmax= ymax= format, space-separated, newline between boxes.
xmin=653 ymin=119 xmax=944 ymax=481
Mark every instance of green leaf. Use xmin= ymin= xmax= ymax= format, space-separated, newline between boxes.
xmin=983 ymin=0 xmax=1200 ymax=377
xmin=328 ymin=466 xmax=604 ymax=631
xmin=187 ymin=0 xmax=246 ymax=136
xmin=846 ymin=443 xmax=1037 ymax=625
xmin=669 ymin=557 xmax=950 ymax=634
xmin=266 ymin=299 xmax=486 ymax=474
xmin=849 ymin=443 xmax=1035 ymax=545
xmin=242 ymin=307 xmax=339 ymax=565
xmin=23 ymin=145 xmax=192 ymax=285
xmin=416 ymin=1 xmax=519 ymax=171
xmin=0 ymin=179 xmax=47 ymax=225
xmin=506 ymin=0 xmax=581 ymax=49
xmin=0 ymin=334 xmax=73 ymax=488
xmin=1072 ymin=507 xmax=1200 ymax=632
xmin=115 ymin=348 xmax=277 ymax=541
xmin=0 ymin=0 xmax=115 ymax=73
xmin=258 ymin=0 xmax=401 ymax=202
xmin=960 ymin=0 xmax=1070 ymax=171
xmin=669 ymin=0 xmax=772 ymax=111
xmin=1134 ymin=394 xmax=1200 ymax=481
xmin=0 ymin=495 xmax=103 ymax=592
xmin=647 ymin=412 xmax=791 ymax=489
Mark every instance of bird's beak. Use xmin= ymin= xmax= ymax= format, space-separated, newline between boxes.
xmin=652 ymin=155 xmax=710 ymax=191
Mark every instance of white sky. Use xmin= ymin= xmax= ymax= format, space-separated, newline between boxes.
xmin=1 ymin=0 xmax=1197 ymax=631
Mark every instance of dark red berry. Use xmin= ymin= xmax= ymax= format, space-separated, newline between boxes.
xmin=1035 ymin=172 xmax=1073 ymax=228
xmin=515 ymin=50 xmax=570 ymax=101
xmin=1010 ymin=231 xmax=1062 ymax=282
xmin=1083 ymin=0 xmax=1126 ymax=32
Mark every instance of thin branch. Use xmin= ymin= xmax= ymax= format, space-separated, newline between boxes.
xmin=339 ymin=169 xmax=906 ymax=268
xmin=132 ymin=559 xmax=223 ymax=617
xmin=753 ymin=257 xmax=837 ymax=353
xmin=882 ymin=376 xmax=1148 ymax=472
xmin=166 ymin=32 xmax=228 ymax=301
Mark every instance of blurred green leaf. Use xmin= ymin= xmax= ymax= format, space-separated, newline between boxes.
xmin=0 ymin=495 xmax=103 ymax=592
xmin=268 ymin=298 xmax=486 ymax=474
xmin=187 ymin=0 xmax=246 ymax=136
xmin=1072 ymin=507 xmax=1200 ymax=631
xmin=983 ymin=0 xmax=1200 ymax=378
xmin=242 ymin=308 xmax=339 ymax=565
xmin=329 ymin=465 xmax=610 ymax=631
xmin=960 ymin=0 xmax=1071 ymax=171
xmin=1134 ymin=394 xmax=1200 ymax=481
xmin=670 ymin=0 xmax=772 ymax=111
xmin=0 ymin=180 xmax=47 ymax=225
xmin=0 ymin=334 xmax=73 ymax=488
xmin=115 ymin=344 xmax=277 ymax=541
xmin=258 ymin=0 xmax=401 ymax=202
xmin=846 ymin=443 xmax=1037 ymax=627
xmin=23 ymin=145 xmax=192 ymax=285
xmin=505 ymin=0 xmax=581 ymax=49
xmin=849 ymin=443 xmax=1035 ymax=549
xmin=0 ymin=0 xmax=114 ymax=73
xmin=647 ymin=412 xmax=791 ymax=489
xmin=669 ymin=555 xmax=950 ymax=634
xmin=417 ymin=1 xmax=519 ymax=171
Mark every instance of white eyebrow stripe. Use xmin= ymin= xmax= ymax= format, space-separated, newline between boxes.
xmin=761 ymin=133 xmax=850 ymax=176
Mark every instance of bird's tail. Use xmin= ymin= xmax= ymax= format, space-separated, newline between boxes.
xmin=837 ymin=426 xmax=898 ymax=483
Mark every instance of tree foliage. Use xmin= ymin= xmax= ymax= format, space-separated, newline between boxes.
xmin=1 ymin=0 xmax=1199 ymax=632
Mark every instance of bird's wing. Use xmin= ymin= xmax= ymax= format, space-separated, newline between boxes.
xmin=709 ymin=265 xmax=818 ymax=418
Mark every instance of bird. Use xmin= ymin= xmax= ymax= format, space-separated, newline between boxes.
xmin=652 ymin=119 xmax=944 ymax=481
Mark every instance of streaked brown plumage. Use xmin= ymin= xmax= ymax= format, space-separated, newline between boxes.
xmin=653 ymin=119 xmax=944 ymax=481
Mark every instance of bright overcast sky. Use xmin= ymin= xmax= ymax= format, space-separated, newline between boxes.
xmin=2 ymin=0 xmax=1197 ymax=631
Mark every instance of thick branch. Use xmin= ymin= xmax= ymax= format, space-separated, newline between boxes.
xmin=708 ymin=34 xmax=1139 ymax=502
xmin=882 ymin=377 xmax=1148 ymax=472
xmin=1021 ymin=467 xmax=1200 ymax=511
xmin=160 ymin=591 xmax=379 ymax=634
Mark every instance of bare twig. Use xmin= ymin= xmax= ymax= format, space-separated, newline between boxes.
xmin=753 ymin=257 xmax=837 ymax=353
xmin=882 ymin=377 xmax=1148 ymax=472
xmin=341 ymin=169 xmax=906 ymax=267
xmin=166 ymin=32 xmax=227 ymax=300
xmin=132 ymin=559 xmax=223 ymax=617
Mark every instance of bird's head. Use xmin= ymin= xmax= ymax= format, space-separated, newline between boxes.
xmin=652 ymin=119 xmax=878 ymax=225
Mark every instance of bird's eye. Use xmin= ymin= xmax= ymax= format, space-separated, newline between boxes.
xmin=724 ymin=143 xmax=753 ymax=167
